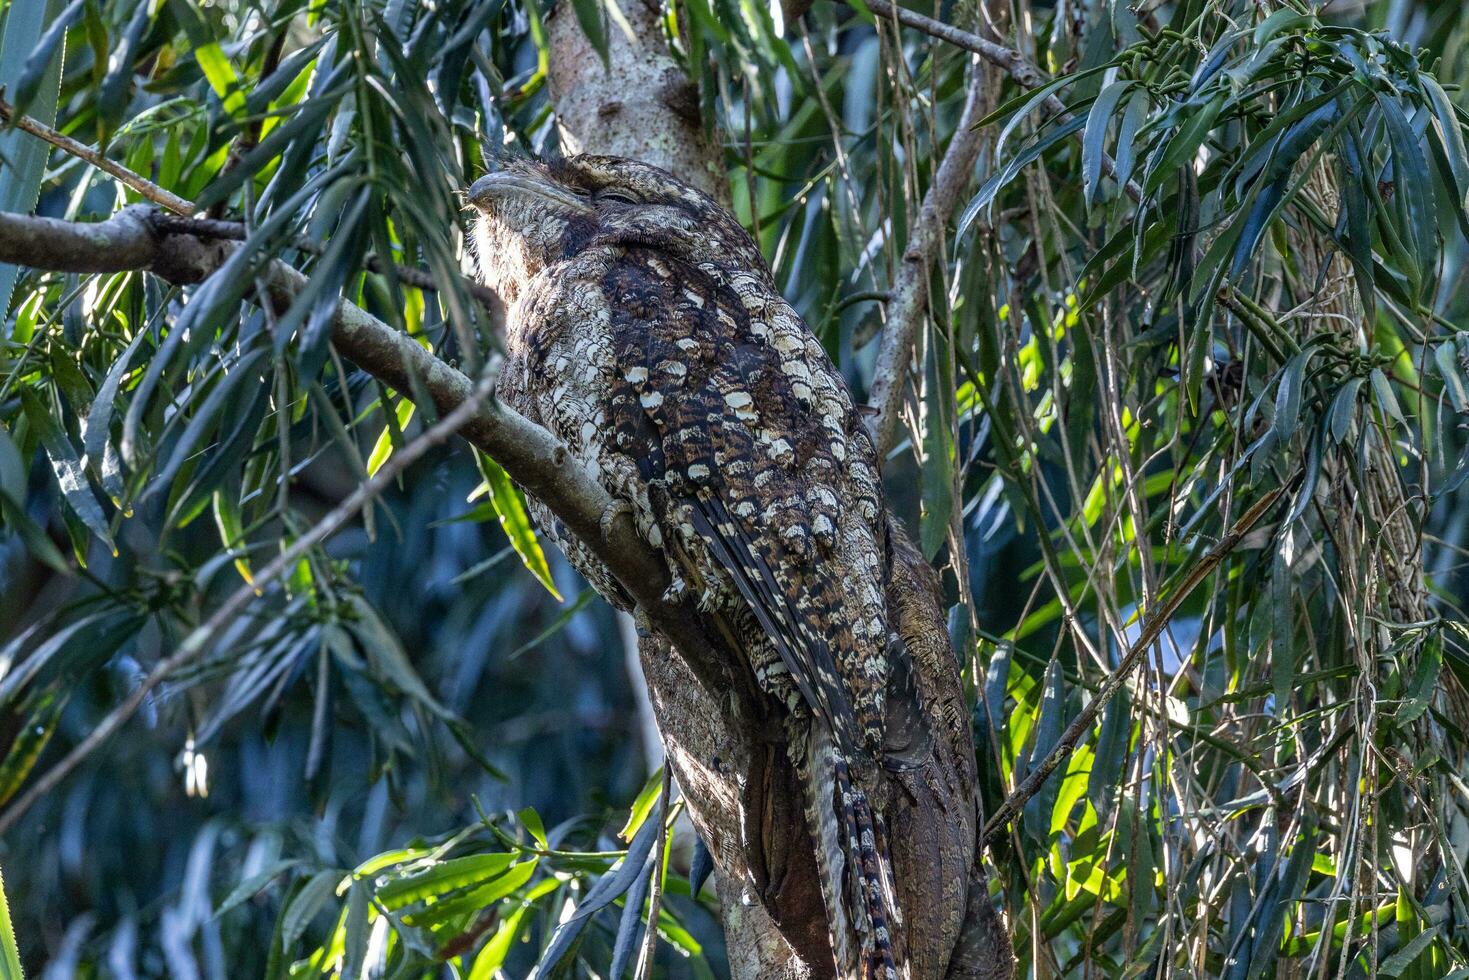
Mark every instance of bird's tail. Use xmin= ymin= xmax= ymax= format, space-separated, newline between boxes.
xmin=803 ymin=724 xmax=901 ymax=980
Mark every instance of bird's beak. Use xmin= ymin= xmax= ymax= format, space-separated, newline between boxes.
xmin=468 ymin=171 xmax=594 ymax=215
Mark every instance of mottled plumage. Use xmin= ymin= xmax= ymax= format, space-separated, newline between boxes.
xmin=469 ymin=154 xmax=914 ymax=979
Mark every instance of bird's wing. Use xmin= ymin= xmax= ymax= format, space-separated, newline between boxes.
xmin=598 ymin=246 xmax=887 ymax=757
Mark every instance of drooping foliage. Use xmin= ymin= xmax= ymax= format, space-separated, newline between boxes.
xmin=2 ymin=0 xmax=1469 ymax=976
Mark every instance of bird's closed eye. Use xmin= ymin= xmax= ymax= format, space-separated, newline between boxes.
xmin=596 ymin=187 xmax=640 ymax=204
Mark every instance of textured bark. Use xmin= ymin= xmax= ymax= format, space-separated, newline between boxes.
xmin=544 ymin=5 xmax=1013 ymax=977
xmin=546 ymin=0 xmax=725 ymax=201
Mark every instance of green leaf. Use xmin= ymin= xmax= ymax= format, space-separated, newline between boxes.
xmin=1144 ymin=93 xmax=1225 ymax=197
xmin=1271 ymin=544 xmax=1294 ymax=718
xmin=1086 ymin=687 xmax=1131 ymax=818
xmin=919 ymin=334 xmax=954 ymax=560
xmin=280 ymin=870 xmax=344 ymax=955
xmin=5 ymin=0 xmax=76 ymax=116
xmin=1253 ymin=9 xmax=1313 ymax=47
xmin=20 ymin=388 xmax=115 ymax=556
xmin=619 ymin=768 xmax=665 ymax=842
xmin=214 ymin=861 xmax=302 ymax=919
xmin=569 ymin=0 xmax=609 ymax=65
xmin=0 ymin=867 xmax=24 ymax=980
xmin=0 ymin=491 xmax=70 ymax=575
xmin=0 ymin=426 xmax=23 ymax=505
xmin=1328 ymin=376 xmax=1363 ymax=443
xmin=1423 ymin=77 xmax=1469 ymax=211
xmin=1084 ymin=79 xmax=1131 ymax=207
xmin=1245 ymin=822 xmax=1317 ymax=979
xmin=1397 ymin=637 xmax=1442 ymax=725
xmin=476 ymin=453 xmax=561 ymax=600
xmin=1273 ymin=348 xmax=1312 ymax=441
xmin=376 ymin=853 xmax=517 ymax=909
xmin=1434 ymin=338 xmax=1467 ymax=414
xmin=0 ymin=690 xmax=64 ymax=809
xmin=1022 ymin=658 xmax=1067 ymax=843
xmin=1380 ymin=96 xmax=1435 ymax=297
xmin=338 ymin=880 xmax=370 ymax=980
xmin=1113 ymin=88 xmax=1148 ymax=191
xmin=518 ymin=806 xmax=548 ymax=850
xmin=537 ymin=814 xmax=660 ymax=973
xmin=1371 ymin=367 xmax=1404 ymax=424
xmin=467 ymin=902 xmax=531 ymax=979
xmin=404 ymin=859 xmax=538 ymax=927
xmin=195 ymin=42 xmax=248 ymax=116
xmin=1380 ymin=928 xmax=1440 ymax=978
xmin=366 ymin=398 xmax=415 ymax=476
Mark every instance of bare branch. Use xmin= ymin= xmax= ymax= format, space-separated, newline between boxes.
xmin=859 ymin=0 xmax=1143 ymax=203
xmin=980 ymin=487 xmax=1284 ymax=845
xmin=0 ymin=96 xmax=196 ymax=215
xmin=866 ymin=70 xmax=989 ymax=455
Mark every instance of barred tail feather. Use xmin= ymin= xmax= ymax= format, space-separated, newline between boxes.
xmin=803 ymin=724 xmax=901 ymax=980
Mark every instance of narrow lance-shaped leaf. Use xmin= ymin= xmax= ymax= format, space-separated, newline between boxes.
xmin=1084 ymin=79 xmax=1131 ymax=208
xmin=535 ymin=811 xmax=661 ymax=973
xmin=475 ymin=452 xmax=562 ymax=601
xmin=0 ymin=866 xmax=24 ymax=980
xmin=20 ymin=389 xmax=115 ymax=556
xmin=279 ymin=870 xmax=344 ymax=956
xmin=1022 ymin=658 xmax=1067 ymax=842
xmin=194 ymin=42 xmax=247 ymax=116
xmin=366 ymin=396 xmax=415 ymax=477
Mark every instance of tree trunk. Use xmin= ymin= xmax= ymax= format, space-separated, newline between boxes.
xmin=542 ymin=5 xmax=1014 ymax=977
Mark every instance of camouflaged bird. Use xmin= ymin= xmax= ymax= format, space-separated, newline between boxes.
xmin=469 ymin=154 xmax=924 ymax=980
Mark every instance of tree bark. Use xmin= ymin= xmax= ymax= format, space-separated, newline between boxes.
xmin=542 ymin=5 xmax=1013 ymax=977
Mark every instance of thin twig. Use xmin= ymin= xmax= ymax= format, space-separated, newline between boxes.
xmin=0 ymin=373 xmax=498 ymax=837
xmin=633 ymin=766 xmax=673 ymax=980
xmin=0 ymin=95 xmax=196 ymax=215
xmin=980 ymin=486 xmax=1285 ymax=846
xmin=858 ymin=0 xmax=1143 ymax=203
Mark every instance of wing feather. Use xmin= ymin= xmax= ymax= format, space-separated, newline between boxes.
xmin=600 ymin=247 xmax=875 ymax=756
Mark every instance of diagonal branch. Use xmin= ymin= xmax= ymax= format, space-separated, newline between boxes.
xmin=149 ymin=213 xmax=507 ymax=327
xmin=866 ymin=69 xmax=989 ymax=456
xmin=0 ymin=98 xmax=504 ymax=327
xmin=0 ymin=96 xmax=196 ymax=215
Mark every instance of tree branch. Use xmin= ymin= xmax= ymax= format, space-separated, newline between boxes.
xmin=858 ymin=0 xmax=1143 ymax=204
xmin=0 ymin=96 xmax=196 ymax=215
xmin=0 ymin=206 xmax=741 ymax=810
xmin=866 ymin=69 xmax=989 ymax=456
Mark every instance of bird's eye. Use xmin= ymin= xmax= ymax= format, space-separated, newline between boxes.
xmin=596 ymin=188 xmax=640 ymax=205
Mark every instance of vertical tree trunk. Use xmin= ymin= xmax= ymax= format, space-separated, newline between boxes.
xmin=542 ymin=4 xmax=1014 ymax=977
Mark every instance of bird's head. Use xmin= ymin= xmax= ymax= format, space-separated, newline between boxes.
xmin=467 ymin=154 xmax=762 ymax=303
